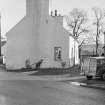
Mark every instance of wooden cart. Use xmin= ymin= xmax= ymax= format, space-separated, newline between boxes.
xmin=81 ymin=57 xmax=105 ymax=80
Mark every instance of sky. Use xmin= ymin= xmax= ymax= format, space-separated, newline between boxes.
xmin=0 ymin=0 xmax=105 ymax=36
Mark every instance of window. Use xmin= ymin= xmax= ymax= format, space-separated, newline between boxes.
xmin=54 ymin=47 xmax=62 ymax=61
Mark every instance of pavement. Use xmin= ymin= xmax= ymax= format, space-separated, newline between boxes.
xmin=80 ymin=83 xmax=105 ymax=90
xmin=22 ymin=71 xmax=105 ymax=90
xmin=61 ymin=77 xmax=105 ymax=90
xmin=1 ymin=69 xmax=105 ymax=90
xmin=0 ymin=71 xmax=104 ymax=105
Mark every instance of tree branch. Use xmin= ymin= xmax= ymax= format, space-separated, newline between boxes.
xmin=79 ymin=39 xmax=85 ymax=48
xmin=76 ymin=17 xmax=85 ymax=36
xmin=77 ymin=28 xmax=89 ymax=37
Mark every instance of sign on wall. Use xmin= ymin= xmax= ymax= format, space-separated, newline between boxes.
xmin=54 ymin=47 xmax=62 ymax=61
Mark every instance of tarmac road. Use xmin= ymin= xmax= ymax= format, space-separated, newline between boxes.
xmin=0 ymin=72 xmax=104 ymax=105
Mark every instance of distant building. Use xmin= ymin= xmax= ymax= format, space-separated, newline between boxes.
xmin=3 ymin=0 xmax=79 ymax=69
xmin=79 ymin=44 xmax=104 ymax=65
xmin=81 ymin=44 xmax=104 ymax=56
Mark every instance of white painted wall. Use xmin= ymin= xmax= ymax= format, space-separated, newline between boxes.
xmin=69 ymin=36 xmax=79 ymax=66
xmin=5 ymin=16 xmax=40 ymax=69
xmin=39 ymin=15 xmax=70 ymax=68
xmin=5 ymin=0 xmax=70 ymax=69
xmin=75 ymin=40 xmax=79 ymax=65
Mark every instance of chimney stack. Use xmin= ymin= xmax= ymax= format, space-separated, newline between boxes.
xmin=26 ymin=0 xmax=49 ymax=16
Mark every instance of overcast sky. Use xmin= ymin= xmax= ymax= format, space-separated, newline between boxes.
xmin=0 ymin=0 xmax=105 ymax=36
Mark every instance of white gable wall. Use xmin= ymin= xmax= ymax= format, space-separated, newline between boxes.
xmin=38 ymin=15 xmax=70 ymax=68
xmin=5 ymin=0 xmax=70 ymax=69
xmin=6 ymin=16 xmax=40 ymax=69
xmin=69 ymin=36 xmax=79 ymax=66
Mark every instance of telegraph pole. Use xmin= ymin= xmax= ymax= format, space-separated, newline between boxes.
xmin=0 ymin=14 xmax=2 ymax=65
xmin=104 ymin=31 xmax=105 ymax=57
xmin=74 ymin=39 xmax=75 ymax=66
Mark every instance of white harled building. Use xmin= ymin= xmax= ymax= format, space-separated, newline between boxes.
xmin=3 ymin=0 xmax=79 ymax=69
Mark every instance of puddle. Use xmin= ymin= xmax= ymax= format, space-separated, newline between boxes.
xmin=70 ymin=82 xmax=81 ymax=86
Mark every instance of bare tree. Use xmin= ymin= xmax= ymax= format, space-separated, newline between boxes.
xmin=65 ymin=8 xmax=89 ymax=65
xmin=92 ymin=7 xmax=105 ymax=56
xmin=65 ymin=8 xmax=89 ymax=40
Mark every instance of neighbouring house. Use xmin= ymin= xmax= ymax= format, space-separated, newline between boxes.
xmin=79 ymin=44 xmax=104 ymax=65
xmin=81 ymin=44 xmax=104 ymax=56
xmin=3 ymin=0 xmax=79 ymax=70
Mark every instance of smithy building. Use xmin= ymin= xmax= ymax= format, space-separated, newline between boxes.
xmin=3 ymin=0 xmax=79 ymax=69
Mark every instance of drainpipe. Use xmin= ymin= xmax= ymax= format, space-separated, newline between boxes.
xmin=104 ymin=32 xmax=105 ymax=57
xmin=74 ymin=39 xmax=75 ymax=66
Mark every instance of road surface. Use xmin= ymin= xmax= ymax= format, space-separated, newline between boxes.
xmin=0 ymin=72 xmax=104 ymax=105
